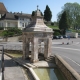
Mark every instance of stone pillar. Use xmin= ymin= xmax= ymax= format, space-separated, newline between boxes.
xmin=31 ymin=38 xmax=39 ymax=62
xmin=23 ymin=35 xmax=30 ymax=59
xmin=23 ymin=35 xmax=26 ymax=59
xmin=25 ymin=38 xmax=29 ymax=58
xmin=38 ymin=39 xmax=41 ymax=53
xmin=44 ymin=38 xmax=52 ymax=59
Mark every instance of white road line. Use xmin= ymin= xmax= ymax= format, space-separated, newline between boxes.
xmin=52 ymin=42 xmax=80 ymax=45
xmin=52 ymin=47 xmax=80 ymax=51
xmin=59 ymin=54 xmax=80 ymax=67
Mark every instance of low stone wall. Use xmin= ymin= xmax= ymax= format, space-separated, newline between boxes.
xmin=55 ymin=55 xmax=80 ymax=80
xmin=7 ymin=36 xmax=22 ymax=42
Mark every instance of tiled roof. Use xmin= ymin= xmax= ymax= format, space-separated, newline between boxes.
xmin=14 ymin=12 xmax=31 ymax=18
xmin=0 ymin=2 xmax=7 ymax=14
xmin=0 ymin=12 xmax=31 ymax=20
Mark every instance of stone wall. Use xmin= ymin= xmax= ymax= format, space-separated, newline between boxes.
xmin=7 ymin=36 xmax=22 ymax=42
xmin=55 ymin=55 xmax=80 ymax=80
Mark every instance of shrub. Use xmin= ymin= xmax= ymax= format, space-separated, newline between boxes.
xmin=51 ymin=22 xmax=54 ymax=26
xmin=54 ymin=31 xmax=61 ymax=36
xmin=1 ymin=27 xmax=22 ymax=37
xmin=0 ymin=27 xmax=4 ymax=30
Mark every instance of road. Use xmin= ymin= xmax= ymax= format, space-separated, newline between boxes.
xmin=52 ymin=38 xmax=80 ymax=74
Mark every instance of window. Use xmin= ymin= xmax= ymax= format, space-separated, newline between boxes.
xmin=8 ymin=23 xmax=10 ymax=27
xmin=2 ymin=23 xmax=3 ymax=27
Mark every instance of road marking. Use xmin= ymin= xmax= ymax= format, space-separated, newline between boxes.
xmin=58 ymin=54 xmax=80 ymax=67
xmin=52 ymin=42 xmax=80 ymax=45
xmin=72 ymin=42 xmax=80 ymax=45
xmin=52 ymin=47 xmax=80 ymax=51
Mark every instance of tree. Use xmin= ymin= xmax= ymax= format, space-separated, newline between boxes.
xmin=59 ymin=11 xmax=69 ymax=35
xmin=44 ymin=5 xmax=52 ymax=21
xmin=57 ymin=2 xmax=80 ymax=29
xmin=31 ymin=11 xmax=35 ymax=16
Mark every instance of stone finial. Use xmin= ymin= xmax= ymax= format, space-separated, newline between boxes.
xmin=37 ymin=5 xmax=39 ymax=10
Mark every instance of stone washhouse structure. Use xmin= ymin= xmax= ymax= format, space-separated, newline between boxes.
xmin=23 ymin=7 xmax=53 ymax=62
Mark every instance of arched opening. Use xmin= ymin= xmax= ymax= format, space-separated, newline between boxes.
xmin=38 ymin=39 xmax=45 ymax=60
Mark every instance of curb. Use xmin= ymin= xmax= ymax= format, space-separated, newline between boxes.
xmin=55 ymin=55 xmax=80 ymax=80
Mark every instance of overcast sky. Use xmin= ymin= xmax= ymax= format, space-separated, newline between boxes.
xmin=1 ymin=0 xmax=80 ymax=21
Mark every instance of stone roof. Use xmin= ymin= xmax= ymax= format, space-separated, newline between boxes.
xmin=0 ymin=2 xmax=7 ymax=14
xmin=23 ymin=9 xmax=53 ymax=33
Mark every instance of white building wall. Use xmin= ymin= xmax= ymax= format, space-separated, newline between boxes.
xmin=0 ymin=21 xmax=4 ymax=27
xmin=18 ymin=18 xmax=31 ymax=30
xmin=0 ymin=17 xmax=31 ymax=30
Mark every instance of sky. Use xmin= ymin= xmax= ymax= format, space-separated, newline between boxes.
xmin=0 ymin=0 xmax=80 ymax=22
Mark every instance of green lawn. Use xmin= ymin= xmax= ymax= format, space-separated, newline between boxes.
xmin=69 ymin=29 xmax=80 ymax=33
xmin=48 ymin=25 xmax=59 ymax=29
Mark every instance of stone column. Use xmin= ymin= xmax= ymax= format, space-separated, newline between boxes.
xmin=38 ymin=39 xmax=41 ymax=53
xmin=44 ymin=38 xmax=52 ymax=59
xmin=25 ymin=38 xmax=29 ymax=58
xmin=23 ymin=35 xmax=26 ymax=59
xmin=23 ymin=35 xmax=30 ymax=59
xmin=31 ymin=37 xmax=39 ymax=62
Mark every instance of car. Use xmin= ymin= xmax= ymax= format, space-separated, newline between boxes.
xmin=58 ymin=35 xmax=63 ymax=39
xmin=53 ymin=36 xmax=59 ymax=39
xmin=63 ymin=35 xmax=68 ymax=38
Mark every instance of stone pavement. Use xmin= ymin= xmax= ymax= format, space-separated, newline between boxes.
xmin=4 ymin=54 xmax=28 ymax=80
xmin=5 ymin=53 xmax=56 ymax=68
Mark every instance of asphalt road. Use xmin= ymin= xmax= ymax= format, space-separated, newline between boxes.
xmin=52 ymin=38 xmax=80 ymax=74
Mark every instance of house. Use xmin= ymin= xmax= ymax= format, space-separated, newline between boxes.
xmin=0 ymin=12 xmax=32 ymax=30
xmin=0 ymin=2 xmax=32 ymax=30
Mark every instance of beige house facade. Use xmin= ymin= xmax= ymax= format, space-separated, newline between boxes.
xmin=0 ymin=12 xmax=31 ymax=30
xmin=0 ymin=2 xmax=31 ymax=30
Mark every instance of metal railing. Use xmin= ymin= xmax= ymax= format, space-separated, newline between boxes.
xmin=0 ymin=45 xmax=4 ymax=80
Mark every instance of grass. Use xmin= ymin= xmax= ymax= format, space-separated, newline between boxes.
xmin=69 ymin=29 xmax=80 ymax=33
xmin=48 ymin=25 xmax=59 ymax=29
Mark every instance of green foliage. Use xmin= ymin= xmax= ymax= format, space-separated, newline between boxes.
xmin=48 ymin=25 xmax=59 ymax=29
xmin=2 ymin=30 xmax=9 ymax=37
xmin=44 ymin=5 xmax=52 ymax=21
xmin=57 ymin=2 xmax=80 ymax=29
xmin=59 ymin=11 xmax=69 ymax=34
xmin=0 ymin=27 xmax=4 ymax=30
xmin=54 ymin=32 xmax=60 ymax=36
xmin=1 ymin=27 xmax=22 ymax=37
xmin=51 ymin=22 xmax=54 ymax=26
xmin=31 ymin=11 xmax=35 ymax=16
